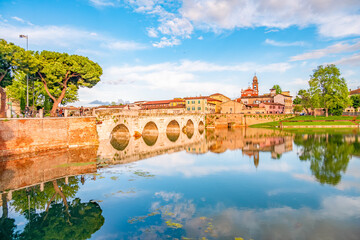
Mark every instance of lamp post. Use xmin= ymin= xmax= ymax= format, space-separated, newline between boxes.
xmin=19 ymin=34 xmax=29 ymax=107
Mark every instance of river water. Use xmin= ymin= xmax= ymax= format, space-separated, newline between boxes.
xmin=1 ymin=128 xmax=360 ymax=240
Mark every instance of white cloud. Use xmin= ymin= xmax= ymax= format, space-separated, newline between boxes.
xmin=153 ymin=37 xmax=181 ymax=48
xmin=11 ymin=16 xmax=25 ymax=23
xmin=88 ymin=0 xmax=360 ymax=47
xmin=11 ymin=16 xmax=33 ymax=26
xmin=97 ymin=60 xmax=292 ymax=101
xmin=157 ymin=17 xmax=193 ymax=37
xmin=334 ymin=53 xmax=360 ymax=66
xmin=265 ymin=39 xmax=306 ymax=47
xmin=265 ymin=29 xmax=279 ymax=34
xmin=89 ymin=0 xmax=119 ymax=7
xmin=181 ymin=0 xmax=360 ymax=38
xmin=290 ymin=39 xmax=360 ymax=61
xmin=101 ymin=40 xmax=147 ymax=50
xmin=198 ymin=36 xmax=203 ymax=40
xmin=147 ymin=27 xmax=158 ymax=38
xmin=0 ymin=23 xmax=146 ymax=52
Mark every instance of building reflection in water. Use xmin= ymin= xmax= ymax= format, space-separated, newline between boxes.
xmin=99 ymin=125 xmax=294 ymax=170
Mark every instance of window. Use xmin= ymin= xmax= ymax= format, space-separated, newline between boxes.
xmin=230 ymin=108 xmax=233 ymax=112
xmin=198 ymin=100 xmax=200 ymax=104
xmin=198 ymin=107 xmax=201 ymax=110
xmin=187 ymin=107 xmax=190 ymax=111
xmin=192 ymin=101 xmax=195 ymax=104
xmin=192 ymin=107 xmax=195 ymax=110
xmin=187 ymin=101 xmax=190 ymax=104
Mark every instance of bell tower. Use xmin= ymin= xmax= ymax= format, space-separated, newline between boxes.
xmin=252 ymin=74 xmax=259 ymax=96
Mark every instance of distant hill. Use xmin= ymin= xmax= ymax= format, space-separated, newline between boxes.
xmin=89 ymin=100 xmax=110 ymax=105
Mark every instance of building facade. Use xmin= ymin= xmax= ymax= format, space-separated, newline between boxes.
xmin=185 ymin=97 xmax=218 ymax=114
xmin=220 ymin=100 xmax=244 ymax=114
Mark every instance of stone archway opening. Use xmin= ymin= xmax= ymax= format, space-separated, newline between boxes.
xmin=198 ymin=121 xmax=205 ymax=135
xmin=166 ymin=120 xmax=180 ymax=142
xmin=184 ymin=119 xmax=194 ymax=139
xmin=110 ymin=124 xmax=130 ymax=151
xmin=142 ymin=121 xmax=159 ymax=146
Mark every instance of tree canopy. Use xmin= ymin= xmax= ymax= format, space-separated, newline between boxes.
xmin=272 ymin=84 xmax=282 ymax=94
xmin=34 ymin=51 xmax=102 ymax=116
xmin=0 ymin=39 xmax=25 ymax=117
xmin=0 ymin=40 xmax=103 ymax=117
xmin=350 ymin=95 xmax=360 ymax=112
xmin=309 ymin=64 xmax=350 ymax=116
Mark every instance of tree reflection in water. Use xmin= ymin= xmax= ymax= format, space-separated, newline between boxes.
xmin=294 ymin=134 xmax=357 ymax=185
xmin=2 ymin=176 xmax=104 ymax=239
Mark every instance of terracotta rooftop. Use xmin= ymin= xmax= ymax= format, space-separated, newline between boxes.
xmin=142 ymin=100 xmax=173 ymax=105
xmin=141 ymin=104 xmax=185 ymax=110
xmin=350 ymin=88 xmax=360 ymax=95
xmin=210 ymin=93 xmax=230 ymax=98
xmin=184 ymin=96 xmax=222 ymax=102
xmin=262 ymin=102 xmax=285 ymax=106
xmin=241 ymin=94 xmax=272 ymax=99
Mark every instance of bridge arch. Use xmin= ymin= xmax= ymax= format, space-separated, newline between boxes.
xmin=198 ymin=121 xmax=205 ymax=134
xmin=166 ymin=120 xmax=180 ymax=142
xmin=142 ymin=121 xmax=159 ymax=146
xmin=185 ymin=119 xmax=194 ymax=139
xmin=110 ymin=124 xmax=131 ymax=151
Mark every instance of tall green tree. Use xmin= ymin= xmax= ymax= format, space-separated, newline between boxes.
xmin=297 ymin=89 xmax=314 ymax=115
xmin=309 ymin=65 xmax=350 ymax=116
xmin=350 ymin=95 xmax=360 ymax=112
xmin=272 ymin=84 xmax=282 ymax=94
xmin=0 ymin=40 xmax=23 ymax=117
xmin=34 ymin=51 xmax=102 ymax=116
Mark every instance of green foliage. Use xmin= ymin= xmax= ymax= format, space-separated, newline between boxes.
xmin=293 ymin=105 xmax=303 ymax=113
xmin=11 ymin=177 xmax=80 ymax=215
xmin=297 ymin=89 xmax=314 ymax=113
xmin=309 ymin=64 xmax=350 ymax=116
xmin=18 ymin=198 xmax=104 ymax=240
xmin=33 ymin=50 xmax=102 ymax=114
xmin=294 ymin=134 xmax=353 ymax=185
xmin=272 ymin=84 xmax=282 ymax=94
xmin=350 ymin=95 xmax=360 ymax=111
xmin=293 ymin=96 xmax=301 ymax=105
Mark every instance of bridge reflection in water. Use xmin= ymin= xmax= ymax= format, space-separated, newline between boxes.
xmin=1 ymin=128 xmax=293 ymax=194
xmin=98 ymin=127 xmax=294 ymax=168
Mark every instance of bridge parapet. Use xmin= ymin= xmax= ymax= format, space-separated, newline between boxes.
xmin=96 ymin=110 xmax=205 ymax=141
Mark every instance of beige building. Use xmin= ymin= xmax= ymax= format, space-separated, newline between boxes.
xmin=209 ymin=93 xmax=231 ymax=103
xmin=220 ymin=100 xmax=244 ymax=114
xmin=185 ymin=97 xmax=218 ymax=114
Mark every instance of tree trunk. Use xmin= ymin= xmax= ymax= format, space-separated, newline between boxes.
xmin=50 ymin=100 xmax=60 ymax=117
xmin=325 ymin=108 xmax=328 ymax=117
xmin=1 ymin=192 xmax=8 ymax=219
xmin=0 ymin=86 xmax=6 ymax=118
xmin=52 ymin=180 xmax=70 ymax=213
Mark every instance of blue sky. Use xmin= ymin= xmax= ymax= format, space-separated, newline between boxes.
xmin=1 ymin=0 xmax=360 ymax=105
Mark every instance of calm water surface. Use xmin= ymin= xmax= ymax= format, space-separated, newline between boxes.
xmin=1 ymin=128 xmax=360 ymax=240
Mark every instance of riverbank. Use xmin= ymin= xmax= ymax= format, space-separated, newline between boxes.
xmin=250 ymin=115 xmax=360 ymax=129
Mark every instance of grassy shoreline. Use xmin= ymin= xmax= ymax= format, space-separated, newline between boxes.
xmin=250 ymin=115 xmax=360 ymax=129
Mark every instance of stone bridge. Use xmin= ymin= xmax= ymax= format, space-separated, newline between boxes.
xmin=96 ymin=111 xmax=205 ymax=161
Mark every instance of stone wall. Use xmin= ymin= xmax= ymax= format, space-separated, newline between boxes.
xmin=206 ymin=114 xmax=294 ymax=128
xmin=0 ymin=146 xmax=98 ymax=192
xmin=0 ymin=117 xmax=98 ymax=156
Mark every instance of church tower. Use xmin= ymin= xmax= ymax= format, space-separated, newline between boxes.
xmin=252 ymin=75 xmax=259 ymax=95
